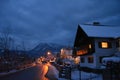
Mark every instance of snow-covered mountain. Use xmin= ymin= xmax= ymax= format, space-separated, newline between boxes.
xmin=28 ymin=43 xmax=67 ymax=57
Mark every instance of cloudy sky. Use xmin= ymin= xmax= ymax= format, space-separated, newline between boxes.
xmin=0 ymin=0 xmax=120 ymax=49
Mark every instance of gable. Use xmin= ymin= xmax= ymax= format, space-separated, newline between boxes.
xmin=74 ymin=25 xmax=89 ymax=47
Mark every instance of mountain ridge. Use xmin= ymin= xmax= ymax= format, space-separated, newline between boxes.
xmin=29 ymin=43 xmax=68 ymax=57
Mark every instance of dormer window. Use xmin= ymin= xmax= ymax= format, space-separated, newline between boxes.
xmin=99 ymin=41 xmax=112 ymax=48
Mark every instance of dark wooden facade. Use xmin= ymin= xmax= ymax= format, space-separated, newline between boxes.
xmin=73 ymin=25 xmax=95 ymax=56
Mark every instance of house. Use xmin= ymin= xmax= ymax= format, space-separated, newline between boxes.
xmin=60 ymin=48 xmax=73 ymax=59
xmin=73 ymin=22 xmax=120 ymax=69
xmin=59 ymin=48 xmax=80 ymax=65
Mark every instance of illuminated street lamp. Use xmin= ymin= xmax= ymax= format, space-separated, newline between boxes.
xmin=47 ymin=52 xmax=51 ymax=55
xmin=46 ymin=51 xmax=52 ymax=61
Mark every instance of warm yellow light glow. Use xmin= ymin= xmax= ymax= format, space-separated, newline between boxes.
xmin=61 ymin=48 xmax=64 ymax=52
xmin=101 ymin=42 xmax=108 ymax=48
xmin=74 ymin=57 xmax=80 ymax=64
xmin=47 ymin=52 xmax=51 ymax=55
xmin=89 ymin=44 xmax=92 ymax=49
xmin=77 ymin=49 xmax=88 ymax=56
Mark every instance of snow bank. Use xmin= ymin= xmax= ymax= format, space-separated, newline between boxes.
xmin=58 ymin=69 xmax=102 ymax=80
xmin=0 ymin=70 xmax=17 ymax=77
xmin=45 ymin=63 xmax=59 ymax=80
xmin=102 ymin=56 xmax=120 ymax=65
xmin=71 ymin=70 xmax=102 ymax=80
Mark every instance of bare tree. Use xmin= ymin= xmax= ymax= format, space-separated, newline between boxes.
xmin=0 ymin=27 xmax=13 ymax=59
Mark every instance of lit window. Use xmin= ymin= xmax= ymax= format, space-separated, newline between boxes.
xmin=101 ymin=42 xmax=108 ymax=48
xmin=99 ymin=41 xmax=112 ymax=48
xmin=89 ymin=44 xmax=92 ymax=49
xmin=77 ymin=49 xmax=88 ymax=56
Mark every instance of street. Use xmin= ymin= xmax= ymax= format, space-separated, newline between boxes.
xmin=0 ymin=64 xmax=49 ymax=80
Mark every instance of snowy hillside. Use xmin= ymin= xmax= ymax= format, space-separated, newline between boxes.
xmin=29 ymin=43 xmax=67 ymax=57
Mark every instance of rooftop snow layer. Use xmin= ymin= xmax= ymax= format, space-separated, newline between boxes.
xmin=79 ymin=24 xmax=120 ymax=38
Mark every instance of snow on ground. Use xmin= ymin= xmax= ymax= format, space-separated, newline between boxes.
xmin=45 ymin=63 xmax=59 ymax=80
xmin=0 ymin=63 xmax=103 ymax=80
xmin=0 ymin=70 xmax=18 ymax=77
xmin=49 ymin=64 xmax=103 ymax=80
xmin=71 ymin=70 xmax=102 ymax=80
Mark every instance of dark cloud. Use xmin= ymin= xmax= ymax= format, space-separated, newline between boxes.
xmin=0 ymin=0 xmax=120 ymax=49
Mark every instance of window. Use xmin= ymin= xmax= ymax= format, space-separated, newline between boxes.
xmin=98 ymin=41 xmax=112 ymax=48
xmin=101 ymin=42 xmax=108 ymax=48
xmin=77 ymin=49 xmax=88 ymax=56
xmin=80 ymin=57 xmax=85 ymax=63
xmin=88 ymin=56 xmax=94 ymax=63
xmin=89 ymin=44 xmax=92 ymax=49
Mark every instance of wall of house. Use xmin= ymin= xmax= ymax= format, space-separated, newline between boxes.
xmin=80 ymin=38 xmax=117 ymax=69
xmin=80 ymin=54 xmax=97 ymax=68
xmin=95 ymin=38 xmax=117 ymax=55
xmin=94 ymin=38 xmax=117 ymax=68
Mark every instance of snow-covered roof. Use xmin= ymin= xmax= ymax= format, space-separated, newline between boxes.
xmin=79 ymin=24 xmax=120 ymax=38
xmin=102 ymin=56 xmax=120 ymax=63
